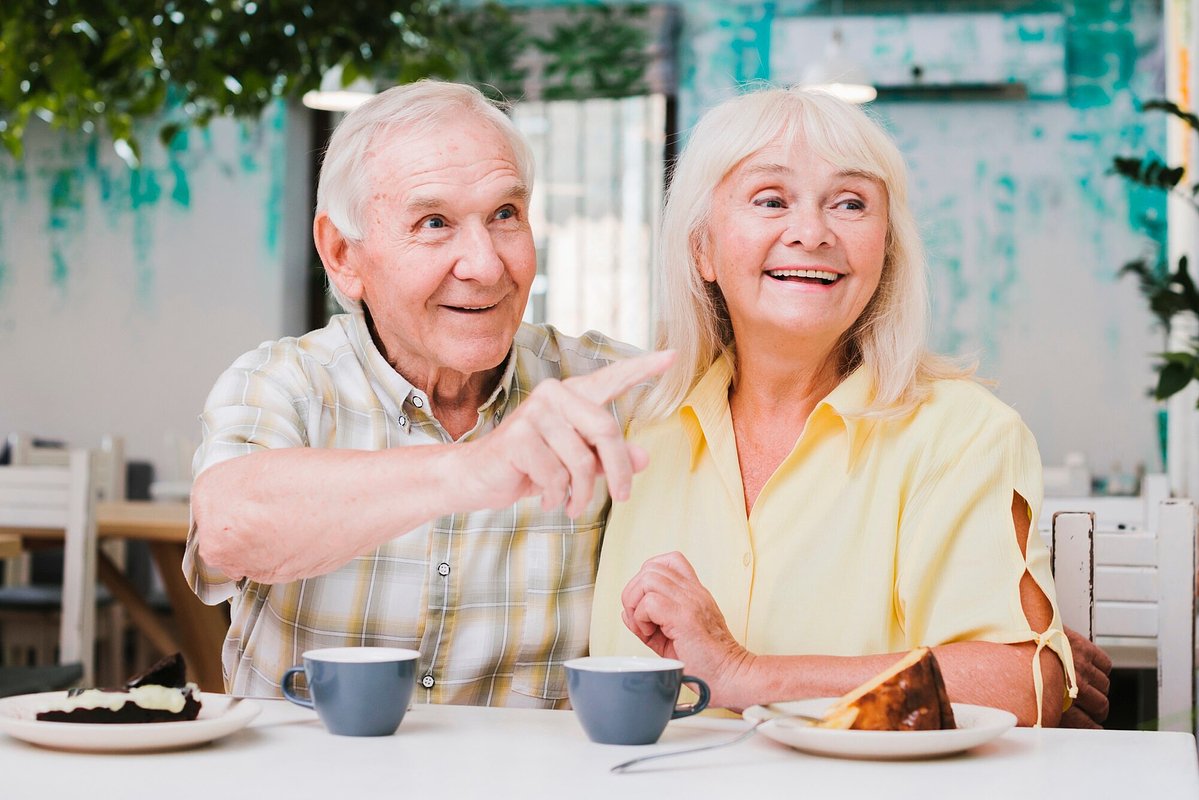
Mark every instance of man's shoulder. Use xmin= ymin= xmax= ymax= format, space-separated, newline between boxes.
xmin=512 ymin=323 xmax=643 ymax=378
xmin=224 ymin=315 xmax=358 ymax=378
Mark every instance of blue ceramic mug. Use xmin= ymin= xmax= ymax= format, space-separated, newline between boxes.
xmin=564 ymin=656 xmax=711 ymax=745
xmin=281 ymin=647 xmax=420 ymax=736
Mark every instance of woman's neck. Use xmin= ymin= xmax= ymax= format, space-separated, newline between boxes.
xmin=727 ymin=342 xmax=842 ymax=517
xmin=729 ymin=343 xmax=841 ymax=425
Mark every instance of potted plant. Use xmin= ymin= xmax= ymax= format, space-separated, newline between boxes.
xmin=1113 ymin=100 xmax=1199 ymax=402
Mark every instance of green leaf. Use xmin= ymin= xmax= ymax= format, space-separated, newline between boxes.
xmin=158 ymin=122 xmax=182 ymax=147
xmin=1143 ymin=99 xmax=1199 ymax=133
xmin=1156 ymin=360 xmax=1195 ymax=400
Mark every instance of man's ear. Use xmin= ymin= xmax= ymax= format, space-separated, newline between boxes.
xmin=314 ymin=213 xmax=364 ymax=302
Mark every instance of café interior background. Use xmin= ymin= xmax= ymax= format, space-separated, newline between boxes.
xmin=0 ymin=1 xmax=1167 ymax=490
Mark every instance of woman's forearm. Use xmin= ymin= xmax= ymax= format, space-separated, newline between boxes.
xmin=722 ymin=641 xmax=1064 ymax=727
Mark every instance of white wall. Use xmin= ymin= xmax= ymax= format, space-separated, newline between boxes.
xmin=0 ymin=102 xmax=312 ymax=476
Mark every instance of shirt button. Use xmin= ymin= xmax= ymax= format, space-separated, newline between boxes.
xmin=437 ymin=562 xmax=451 ymax=577
xmin=412 ymin=396 xmax=425 ymax=408
xmin=742 ymin=552 xmax=752 ymax=567
xmin=421 ymin=675 xmax=435 ymax=689
xmin=493 ymin=411 xmax=502 ymax=425
xmin=398 ymin=415 xmax=408 ymax=427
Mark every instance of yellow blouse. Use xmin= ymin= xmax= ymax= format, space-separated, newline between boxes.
xmin=591 ymin=356 xmax=1076 ymax=720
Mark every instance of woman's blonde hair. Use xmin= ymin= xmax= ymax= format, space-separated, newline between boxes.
xmin=315 ymin=80 xmax=533 ymax=312
xmin=641 ymin=86 xmax=969 ymax=420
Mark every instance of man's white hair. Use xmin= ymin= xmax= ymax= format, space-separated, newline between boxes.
xmin=641 ymin=85 xmax=970 ymax=422
xmin=315 ymin=80 xmax=534 ymax=312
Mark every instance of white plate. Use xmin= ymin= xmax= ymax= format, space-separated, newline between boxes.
xmin=0 ymin=692 xmax=261 ymax=753
xmin=743 ymin=699 xmax=1016 ymax=760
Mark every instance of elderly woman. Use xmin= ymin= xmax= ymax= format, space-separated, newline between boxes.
xmin=590 ymin=87 xmax=1078 ymax=727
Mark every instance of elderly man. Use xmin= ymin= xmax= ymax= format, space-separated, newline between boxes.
xmin=184 ymin=80 xmax=670 ymax=705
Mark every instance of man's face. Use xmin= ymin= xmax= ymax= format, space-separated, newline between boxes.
xmin=336 ymin=122 xmax=536 ymax=388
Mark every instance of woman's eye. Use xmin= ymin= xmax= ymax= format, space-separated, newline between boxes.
xmin=421 ymin=216 xmax=447 ymax=229
xmin=836 ymin=198 xmax=865 ymax=211
xmin=755 ymin=197 xmax=785 ymax=209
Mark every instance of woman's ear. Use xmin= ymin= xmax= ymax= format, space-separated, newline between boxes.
xmin=314 ymin=213 xmax=364 ymax=302
xmin=691 ymin=230 xmax=717 ymax=283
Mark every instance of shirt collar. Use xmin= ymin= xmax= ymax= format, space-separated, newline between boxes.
xmin=345 ymin=306 xmax=517 ymax=420
xmin=679 ymin=354 xmax=876 ymax=471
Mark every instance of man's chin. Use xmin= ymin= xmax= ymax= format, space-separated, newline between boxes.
xmin=443 ymin=333 xmax=517 ymax=376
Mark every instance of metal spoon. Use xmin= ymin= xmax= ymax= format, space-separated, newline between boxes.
xmin=609 ymin=704 xmax=824 ymax=774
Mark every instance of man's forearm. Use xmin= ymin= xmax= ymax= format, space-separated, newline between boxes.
xmin=191 ymin=444 xmax=476 ymax=584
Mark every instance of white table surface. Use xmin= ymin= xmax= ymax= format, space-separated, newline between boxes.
xmin=3 ymin=697 xmax=1197 ymax=800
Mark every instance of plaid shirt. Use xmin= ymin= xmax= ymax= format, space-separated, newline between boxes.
xmin=183 ymin=310 xmax=639 ymax=706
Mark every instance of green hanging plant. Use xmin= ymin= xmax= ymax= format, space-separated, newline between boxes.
xmin=1114 ymin=99 xmax=1199 ymax=403
xmin=0 ymin=1 xmax=521 ymax=165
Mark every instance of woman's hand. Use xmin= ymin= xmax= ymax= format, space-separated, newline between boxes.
xmin=619 ymin=551 xmax=755 ymax=707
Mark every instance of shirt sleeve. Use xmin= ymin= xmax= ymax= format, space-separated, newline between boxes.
xmin=895 ymin=401 xmax=1077 ymax=724
xmin=182 ymin=343 xmax=312 ymax=604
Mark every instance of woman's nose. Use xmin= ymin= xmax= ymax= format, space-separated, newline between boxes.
xmin=783 ymin=207 xmax=834 ymax=249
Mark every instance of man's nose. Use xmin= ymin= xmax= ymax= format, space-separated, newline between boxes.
xmin=453 ymin=221 xmax=506 ymax=283
xmin=783 ymin=206 xmax=834 ymax=249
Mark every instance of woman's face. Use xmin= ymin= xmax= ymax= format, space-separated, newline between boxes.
xmin=699 ymin=137 xmax=889 ymax=362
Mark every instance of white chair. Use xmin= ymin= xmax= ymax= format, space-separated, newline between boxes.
xmin=1049 ymin=499 xmax=1197 ymax=733
xmin=0 ymin=450 xmax=97 ymax=687
xmin=1 ymin=434 xmax=125 ymax=684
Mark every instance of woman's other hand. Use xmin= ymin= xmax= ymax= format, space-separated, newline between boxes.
xmin=620 ymin=551 xmax=754 ymax=707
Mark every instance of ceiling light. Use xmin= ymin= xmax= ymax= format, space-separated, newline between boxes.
xmin=302 ymin=63 xmax=376 ymax=112
xmin=800 ymin=27 xmax=877 ymax=104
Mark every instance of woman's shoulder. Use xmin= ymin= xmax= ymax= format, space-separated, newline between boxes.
xmin=889 ymin=376 xmax=1033 ymax=459
xmin=916 ymin=376 xmax=1023 ymax=428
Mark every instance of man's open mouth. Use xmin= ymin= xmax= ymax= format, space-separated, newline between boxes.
xmin=766 ymin=269 xmax=841 ymax=286
xmin=445 ymin=302 xmax=500 ymax=313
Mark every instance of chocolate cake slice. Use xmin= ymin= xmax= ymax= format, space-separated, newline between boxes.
xmin=36 ymin=652 xmax=202 ymax=723
xmin=818 ymin=647 xmax=956 ymax=731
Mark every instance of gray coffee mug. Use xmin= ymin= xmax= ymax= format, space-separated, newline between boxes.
xmin=281 ymin=647 xmax=420 ymax=736
xmin=564 ymin=656 xmax=710 ymax=745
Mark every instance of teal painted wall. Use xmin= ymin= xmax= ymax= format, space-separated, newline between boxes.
xmin=0 ymin=103 xmax=311 ymax=469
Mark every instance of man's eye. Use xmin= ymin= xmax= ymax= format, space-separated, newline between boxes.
xmin=421 ymin=216 xmax=447 ymax=229
xmin=494 ymin=206 xmax=516 ymax=220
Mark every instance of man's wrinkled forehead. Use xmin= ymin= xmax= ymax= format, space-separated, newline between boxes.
xmin=362 ymin=120 xmax=520 ymax=186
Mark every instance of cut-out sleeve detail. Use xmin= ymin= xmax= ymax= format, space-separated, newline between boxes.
xmin=1031 ymin=627 xmax=1078 ymax=727
xmin=897 ymin=397 xmax=1074 ymax=726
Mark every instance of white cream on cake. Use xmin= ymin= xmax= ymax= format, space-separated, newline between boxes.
xmin=39 ymin=683 xmax=200 ymax=715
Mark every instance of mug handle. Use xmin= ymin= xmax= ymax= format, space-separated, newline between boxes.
xmin=671 ymin=675 xmax=710 ymax=719
xmin=280 ymin=666 xmax=313 ymax=709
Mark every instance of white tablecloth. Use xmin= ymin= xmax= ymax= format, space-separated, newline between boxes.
xmin=3 ymin=697 xmax=1196 ymax=799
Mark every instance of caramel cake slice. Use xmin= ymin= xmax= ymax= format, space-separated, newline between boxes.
xmin=36 ymin=653 xmax=202 ymax=723
xmin=819 ymin=647 xmax=956 ymax=731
